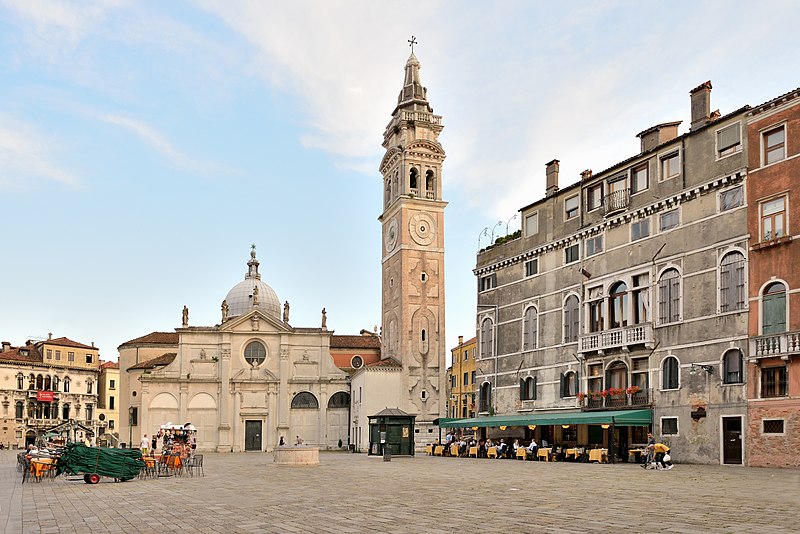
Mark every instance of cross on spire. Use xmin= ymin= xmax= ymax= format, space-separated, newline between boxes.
xmin=408 ymin=35 xmax=418 ymax=54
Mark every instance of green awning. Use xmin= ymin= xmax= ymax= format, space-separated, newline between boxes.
xmin=438 ymin=409 xmax=652 ymax=428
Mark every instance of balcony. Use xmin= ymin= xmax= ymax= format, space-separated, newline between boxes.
xmin=749 ymin=331 xmax=800 ymax=360
xmin=401 ymin=111 xmax=443 ymax=126
xmin=583 ymin=389 xmax=652 ymax=411
xmin=579 ymin=323 xmax=654 ymax=354
xmin=600 ymin=190 xmax=630 ymax=216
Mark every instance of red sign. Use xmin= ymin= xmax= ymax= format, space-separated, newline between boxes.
xmin=37 ymin=391 xmax=54 ymax=402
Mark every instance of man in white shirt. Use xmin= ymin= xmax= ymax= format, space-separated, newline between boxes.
xmin=526 ymin=439 xmax=538 ymax=460
xmin=140 ymin=434 xmax=149 ymax=454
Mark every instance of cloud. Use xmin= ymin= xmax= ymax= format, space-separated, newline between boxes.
xmin=0 ymin=116 xmax=78 ymax=189
xmin=99 ymin=114 xmax=231 ymax=175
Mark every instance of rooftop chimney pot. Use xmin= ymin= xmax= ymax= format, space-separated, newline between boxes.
xmin=545 ymin=159 xmax=560 ymax=197
xmin=690 ymin=80 xmax=712 ymax=131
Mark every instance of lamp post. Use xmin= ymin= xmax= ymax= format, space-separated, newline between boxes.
xmin=490 ymin=221 xmax=503 ymax=244
xmin=128 ymin=406 xmax=134 ymax=449
xmin=505 ymin=214 xmax=518 ymax=235
xmin=477 ymin=227 xmax=489 ymax=251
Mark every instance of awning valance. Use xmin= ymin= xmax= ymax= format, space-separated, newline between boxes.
xmin=438 ymin=409 xmax=652 ymax=428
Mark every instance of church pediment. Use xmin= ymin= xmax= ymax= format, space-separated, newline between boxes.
xmin=220 ymin=309 xmax=291 ymax=334
xmin=231 ymin=366 xmax=278 ymax=382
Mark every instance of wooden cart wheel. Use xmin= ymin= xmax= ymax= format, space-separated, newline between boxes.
xmin=87 ymin=473 xmax=100 ymax=484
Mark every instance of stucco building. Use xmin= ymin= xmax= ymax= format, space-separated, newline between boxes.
xmin=745 ymin=87 xmax=800 ymax=467
xmin=97 ymin=360 xmax=120 ymax=446
xmin=447 ymin=336 xmax=477 ymax=419
xmin=469 ymin=81 xmax=752 ymax=464
xmin=0 ymin=335 xmax=101 ymax=448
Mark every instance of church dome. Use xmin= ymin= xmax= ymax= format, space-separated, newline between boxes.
xmin=224 ymin=248 xmax=281 ymax=320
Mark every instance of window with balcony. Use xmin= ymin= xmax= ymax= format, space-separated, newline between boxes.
xmin=719 ymin=251 xmax=746 ymax=313
xmin=565 ymin=243 xmax=579 ymax=264
xmin=761 ymin=365 xmax=787 ymax=398
xmin=522 ymin=306 xmax=538 ymax=351
xmin=609 ymin=282 xmax=629 ymax=329
xmin=479 ymin=273 xmax=497 ymax=292
xmin=631 ymin=218 xmax=650 ymax=241
xmin=606 ymin=360 xmax=628 ymax=389
xmin=632 ymin=274 xmax=650 ymax=324
xmin=560 ymin=371 xmax=577 ymax=398
xmin=425 ymin=170 xmax=435 ymax=199
xmin=720 ymin=186 xmax=743 ymax=212
xmin=631 ymin=357 xmax=649 ymax=392
xmin=760 ymin=197 xmax=786 ymax=241
xmin=763 ymin=125 xmax=786 ymax=165
xmin=762 ymin=282 xmax=787 ymax=335
xmin=525 ymin=259 xmax=538 ymax=277
xmin=659 ymin=209 xmax=679 ymax=232
xmin=586 ymin=235 xmax=603 ymax=256
xmin=658 ymin=269 xmax=681 ymax=324
xmin=605 ymin=177 xmax=628 ymax=213
xmin=588 ymin=184 xmax=603 ymax=211
xmin=525 ymin=212 xmax=539 ymax=236
xmin=631 ymin=163 xmax=649 ymax=194
xmin=587 ymin=364 xmax=602 ymax=395
xmin=716 ymin=122 xmax=741 ymax=158
xmin=565 ymin=195 xmax=579 ymax=219
xmin=660 ymin=152 xmax=680 ymax=180
xmin=520 ymin=376 xmax=537 ymax=401
xmin=722 ymin=349 xmax=743 ymax=384
xmin=563 ymin=295 xmax=580 ymax=343
xmin=480 ymin=317 xmax=494 ymax=359
xmin=662 ymin=356 xmax=679 ymax=390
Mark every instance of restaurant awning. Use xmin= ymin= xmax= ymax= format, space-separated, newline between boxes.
xmin=438 ymin=409 xmax=652 ymax=428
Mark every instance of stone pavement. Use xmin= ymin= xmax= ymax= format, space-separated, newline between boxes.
xmin=1 ymin=449 xmax=799 ymax=533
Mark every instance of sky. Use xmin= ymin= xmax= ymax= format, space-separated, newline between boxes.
xmin=1 ymin=1 xmax=799 ymax=365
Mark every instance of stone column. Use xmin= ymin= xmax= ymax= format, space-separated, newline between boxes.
xmin=217 ymin=348 xmax=232 ymax=451
xmin=231 ymin=390 xmax=241 ymax=452
xmin=279 ymin=344 xmax=289 ymax=428
xmin=318 ymin=383 xmax=328 ymax=449
xmin=266 ymin=387 xmax=277 ymax=451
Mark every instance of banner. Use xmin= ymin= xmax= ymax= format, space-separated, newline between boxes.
xmin=37 ymin=391 xmax=54 ymax=402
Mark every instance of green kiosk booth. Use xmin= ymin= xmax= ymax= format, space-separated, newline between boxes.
xmin=368 ymin=408 xmax=416 ymax=457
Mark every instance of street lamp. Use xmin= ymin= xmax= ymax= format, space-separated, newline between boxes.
xmin=490 ymin=221 xmax=503 ymax=244
xmin=505 ymin=214 xmax=518 ymax=235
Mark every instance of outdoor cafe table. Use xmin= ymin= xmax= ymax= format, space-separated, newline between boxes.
xmin=565 ymin=448 xmax=580 ymax=460
xmin=628 ymin=448 xmax=646 ymax=463
xmin=449 ymin=444 xmax=459 ymax=457
xmin=30 ymin=458 xmax=56 ymax=479
xmin=516 ymin=447 xmax=526 ymax=460
xmin=425 ymin=445 xmax=433 ymax=455
xmin=588 ymin=448 xmax=607 ymax=463
xmin=537 ymin=447 xmax=552 ymax=461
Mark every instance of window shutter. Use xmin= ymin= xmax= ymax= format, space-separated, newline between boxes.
xmin=533 ymin=376 xmax=538 ymax=400
xmin=670 ymin=275 xmax=681 ymax=322
xmin=519 ymin=378 xmax=525 ymax=400
xmin=718 ymin=123 xmax=740 ymax=152
xmin=560 ymin=373 xmax=565 ymax=398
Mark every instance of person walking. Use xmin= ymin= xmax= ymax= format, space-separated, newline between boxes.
xmin=653 ymin=442 xmax=673 ymax=470
xmin=140 ymin=434 xmax=149 ymax=454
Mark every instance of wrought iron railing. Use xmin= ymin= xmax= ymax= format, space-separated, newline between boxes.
xmin=583 ymin=389 xmax=652 ymax=411
xmin=600 ymin=190 xmax=630 ymax=215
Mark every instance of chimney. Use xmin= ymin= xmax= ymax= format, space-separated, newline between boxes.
xmin=545 ymin=159 xmax=560 ymax=197
xmin=1 ymin=341 xmax=9 ymax=353
xmin=48 ymin=332 xmax=52 ymax=340
xmin=458 ymin=335 xmax=463 ymax=346
xmin=91 ymin=341 xmax=95 ymax=348
xmin=580 ymin=169 xmax=593 ymax=180
xmin=690 ymin=81 xmax=712 ymax=131
xmin=636 ymin=121 xmax=682 ymax=153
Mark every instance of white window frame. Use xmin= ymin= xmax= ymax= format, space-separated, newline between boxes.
xmin=586 ymin=235 xmax=603 ymax=257
xmin=565 ymin=195 xmax=579 ymax=220
xmin=659 ymin=354 xmax=681 ymax=391
xmin=630 ymin=162 xmax=650 ymax=195
xmin=525 ymin=212 xmax=539 ymax=237
xmin=479 ymin=273 xmax=497 ymax=292
xmin=720 ymin=348 xmax=745 ymax=385
xmin=660 ymin=416 xmax=680 ymax=436
xmin=759 ymin=195 xmax=788 ymax=243
xmin=761 ymin=418 xmax=786 ymax=436
xmin=631 ymin=217 xmax=651 ymax=241
xmin=659 ymin=208 xmax=680 ymax=233
xmin=718 ymin=184 xmax=744 ymax=213
xmin=760 ymin=122 xmax=787 ymax=167
xmin=658 ymin=149 xmax=681 ymax=181
xmin=479 ymin=316 xmax=494 ymax=360
xmin=715 ymin=121 xmax=742 ymax=160
xmin=525 ymin=258 xmax=538 ymax=278
xmin=587 ymin=183 xmax=603 ymax=212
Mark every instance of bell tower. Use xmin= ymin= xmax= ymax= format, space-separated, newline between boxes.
xmin=379 ymin=48 xmax=447 ymax=432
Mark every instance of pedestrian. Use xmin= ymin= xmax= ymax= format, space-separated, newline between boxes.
xmin=653 ymin=442 xmax=673 ymax=470
xmin=140 ymin=434 xmax=149 ymax=454
xmin=295 ymin=435 xmax=304 ymax=446
xmin=151 ymin=434 xmax=157 ymax=454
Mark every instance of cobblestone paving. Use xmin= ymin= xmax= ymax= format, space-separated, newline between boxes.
xmin=2 ymin=449 xmax=799 ymax=533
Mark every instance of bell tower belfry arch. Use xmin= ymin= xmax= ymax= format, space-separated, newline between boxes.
xmin=379 ymin=49 xmax=447 ymax=436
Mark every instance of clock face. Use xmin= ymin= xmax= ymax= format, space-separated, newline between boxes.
xmin=385 ymin=218 xmax=399 ymax=252
xmin=409 ymin=213 xmax=436 ymax=246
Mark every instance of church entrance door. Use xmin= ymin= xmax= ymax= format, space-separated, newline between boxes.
xmin=245 ymin=420 xmax=262 ymax=451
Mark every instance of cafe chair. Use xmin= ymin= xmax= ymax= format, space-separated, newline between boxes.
xmin=185 ymin=454 xmax=204 ymax=477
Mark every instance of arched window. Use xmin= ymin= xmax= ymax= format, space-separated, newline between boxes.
xmin=563 ymin=295 xmax=580 ymax=343
xmin=328 ymin=391 xmax=350 ymax=408
xmin=479 ymin=382 xmax=492 ymax=413
xmin=658 ymin=269 xmax=681 ymax=324
xmin=16 ymin=374 xmax=24 ymax=390
xmin=519 ymin=376 xmax=537 ymax=401
xmin=662 ymin=356 xmax=679 ymax=390
xmin=244 ymin=341 xmax=267 ymax=366
xmin=28 ymin=374 xmax=35 ymax=390
xmin=720 ymin=252 xmax=746 ymax=312
xmin=52 ymin=376 xmax=59 ymax=392
xmin=480 ymin=317 xmax=494 ymax=359
xmin=409 ymin=167 xmax=418 ymax=192
xmin=36 ymin=374 xmax=44 ymax=390
xmin=15 ymin=401 xmax=23 ymax=419
xmin=85 ymin=404 xmax=93 ymax=421
xmin=291 ymin=391 xmax=319 ymax=409
xmin=522 ymin=306 xmax=537 ymax=351
xmin=44 ymin=375 xmax=51 ymax=391
xmin=606 ymin=360 xmax=629 ymax=389
xmin=86 ymin=379 xmax=93 ymax=394
xmin=63 ymin=377 xmax=70 ymax=393
xmin=560 ymin=371 xmax=577 ymax=398
xmin=723 ymin=349 xmax=743 ymax=384
xmin=762 ymin=282 xmax=787 ymax=335
xmin=609 ymin=282 xmax=629 ymax=328
xmin=62 ymin=404 xmax=70 ymax=420
xmin=425 ymin=170 xmax=435 ymax=197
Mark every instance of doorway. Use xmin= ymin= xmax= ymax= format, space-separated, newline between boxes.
xmin=721 ymin=416 xmax=743 ymax=465
xmin=244 ymin=420 xmax=262 ymax=451
xmin=614 ymin=426 xmax=629 ymax=461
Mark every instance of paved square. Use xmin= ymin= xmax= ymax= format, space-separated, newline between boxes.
xmin=2 ymin=450 xmax=799 ymax=533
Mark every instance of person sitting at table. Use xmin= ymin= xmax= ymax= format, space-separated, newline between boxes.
xmin=653 ymin=442 xmax=673 ymax=470
xmin=510 ymin=439 xmax=520 ymax=458
xmin=458 ymin=438 xmax=467 ymax=457
xmin=496 ymin=439 xmax=507 ymax=458
xmin=526 ymin=439 xmax=538 ymax=460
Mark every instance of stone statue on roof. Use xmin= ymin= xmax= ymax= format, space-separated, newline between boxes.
xmin=321 ymin=308 xmax=327 ymax=329
xmin=182 ymin=305 xmax=189 ymax=327
xmin=252 ymin=285 xmax=259 ymax=307
xmin=283 ymin=301 xmax=290 ymax=323
xmin=221 ymin=300 xmax=229 ymax=323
